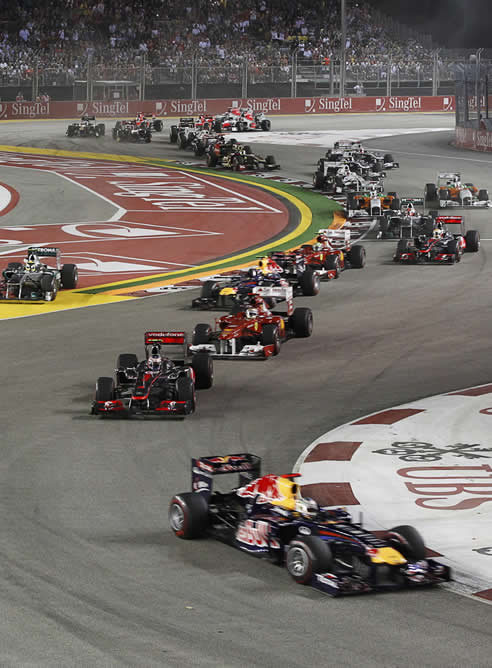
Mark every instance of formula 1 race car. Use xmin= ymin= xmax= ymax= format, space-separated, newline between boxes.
xmin=424 ymin=173 xmax=491 ymax=208
xmin=0 ymin=247 xmax=78 ymax=301
xmin=66 ymin=115 xmax=105 ymax=138
xmin=91 ymin=331 xmax=213 ymax=418
xmin=393 ymin=214 xmax=480 ymax=263
xmin=169 ymin=117 xmax=196 ymax=144
xmin=136 ymin=112 xmax=163 ymax=132
xmin=347 ymin=187 xmax=400 ymax=216
xmin=214 ymin=107 xmax=272 ymax=132
xmin=328 ymin=141 xmax=399 ymax=170
xmin=268 ymin=230 xmax=365 ymax=291
xmin=207 ymin=142 xmax=279 ymax=171
xmin=189 ymin=288 xmax=312 ymax=360
xmin=169 ymin=453 xmax=451 ymax=596
xmin=377 ymin=198 xmax=425 ymax=238
xmin=112 ymin=120 xmax=152 ymax=143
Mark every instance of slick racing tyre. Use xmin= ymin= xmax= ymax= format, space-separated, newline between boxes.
xmin=61 ymin=263 xmax=78 ymax=289
xmin=95 ymin=376 xmax=115 ymax=402
xmin=290 ymin=307 xmax=313 ymax=338
xmin=261 ymin=324 xmax=281 ymax=356
xmin=465 ymin=229 xmax=480 ymax=252
xmin=313 ymin=171 xmax=325 ymax=189
xmin=200 ymin=281 xmax=219 ymax=300
xmin=192 ymin=324 xmax=212 ymax=345
xmin=153 ymin=120 xmax=163 ymax=132
xmin=286 ymin=536 xmax=333 ymax=585
xmin=169 ymin=492 xmax=209 ymax=539
xmin=191 ymin=352 xmax=214 ymax=389
xmin=478 ymin=189 xmax=489 ymax=201
xmin=425 ymin=183 xmax=438 ymax=206
xmin=169 ymin=126 xmax=178 ymax=143
xmin=206 ymin=152 xmax=218 ymax=167
xmin=323 ymin=254 xmax=341 ymax=278
xmin=446 ymin=239 xmax=460 ymax=263
xmin=261 ymin=119 xmax=271 ymax=131
xmin=299 ymin=267 xmax=320 ymax=296
xmin=386 ymin=525 xmax=426 ymax=562
xmin=40 ymin=274 xmax=58 ymax=301
xmin=176 ymin=376 xmax=196 ymax=413
xmin=347 ymin=245 xmax=366 ymax=268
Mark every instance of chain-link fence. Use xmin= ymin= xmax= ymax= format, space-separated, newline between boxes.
xmin=455 ymin=55 xmax=492 ymax=129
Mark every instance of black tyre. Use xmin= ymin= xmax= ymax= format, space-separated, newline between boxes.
xmin=200 ymin=280 xmax=219 ymax=299
xmin=170 ymin=126 xmax=178 ymax=143
xmin=313 ymin=171 xmax=324 ymax=189
xmin=40 ymin=273 xmax=57 ymax=300
xmin=425 ymin=183 xmax=438 ymax=205
xmin=347 ymin=245 xmax=366 ymax=268
xmin=286 ymin=536 xmax=333 ymax=585
xmin=176 ymin=376 xmax=195 ymax=413
xmin=347 ymin=193 xmax=359 ymax=210
xmin=177 ymin=133 xmax=187 ymax=149
xmin=4 ymin=261 xmax=22 ymax=279
xmin=465 ymin=229 xmax=480 ymax=252
xmin=95 ymin=376 xmax=115 ymax=402
xmin=478 ymin=189 xmax=489 ymax=201
xmin=214 ymin=120 xmax=222 ymax=132
xmin=117 ymin=353 xmax=138 ymax=369
xmin=96 ymin=123 xmax=105 ymax=136
xmin=383 ymin=153 xmax=394 ymax=163
xmin=390 ymin=197 xmax=400 ymax=210
xmin=394 ymin=239 xmax=412 ymax=262
xmin=112 ymin=128 xmax=118 ymax=141
xmin=261 ymin=119 xmax=271 ymax=131
xmin=261 ymin=323 xmax=281 ymax=356
xmin=446 ymin=239 xmax=460 ymax=263
xmin=192 ymin=323 xmax=212 ymax=345
xmin=237 ymin=121 xmax=246 ymax=132
xmin=299 ymin=267 xmax=320 ymax=296
xmin=324 ymin=254 xmax=341 ymax=278
xmin=154 ymin=120 xmax=163 ymax=132
xmin=242 ymin=145 xmax=252 ymax=154
xmin=169 ymin=492 xmax=209 ymax=539
xmin=386 ymin=524 xmax=426 ymax=561
xmin=265 ymin=155 xmax=275 ymax=166
xmin=192 ymin=352 xmax=214 ymax=389
xmin=67 ymin=125 xmax=74 ymax=137
xmin=194 ymin=141 xmax=205 ymax=156
xmin=145 ymin=131 xmax=151 ymax=143
xmin=60 ymin=263 xmax=78 ymax=289
xmin=290 ymin=307 xmax=313 ymax=338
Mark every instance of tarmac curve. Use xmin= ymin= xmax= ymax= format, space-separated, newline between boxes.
xmin=1 ymin=113 xmax=492 ymax=666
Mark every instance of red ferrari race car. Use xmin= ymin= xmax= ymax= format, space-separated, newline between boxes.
xmin=91 ymin=331 xmax=213 ymax=417
xmin=269 ymin=229 xmax=366 ymax=290
xmin=189 ymin=288 xmax=313 ymax=360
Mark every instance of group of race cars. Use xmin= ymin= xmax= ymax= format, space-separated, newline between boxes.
xmin=9 ymin=127 xmax=483 ymax=597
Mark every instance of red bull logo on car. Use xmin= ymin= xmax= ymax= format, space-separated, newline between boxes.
xmin=235 ymin=519 xmax=281 ymax=549
xmin=237 ymin=474 xmax=287 ymax=505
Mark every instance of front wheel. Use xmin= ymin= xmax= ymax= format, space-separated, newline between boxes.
xmin=386 ymin=525 xmax=426 ymax=561
xmin=169 ymin=492 xmax=209 ymax=539
xmin=299 ymin=267 xmax=320 ymax=296
xmin=286 ymin=536 xmax=333 ymax=585
xmin=465 ymin=229 xmax=480 ymax=252
xmin=290 ymin=307 xmax=313 ymax=338
xmin=192 ymin=352 xmax=214 ymax=389
xmin=95 ymin=376 xmax=115 ymax=402
xmin=261 ymin=323 xmax=280 ymax=355
xmin=61 ymin=263 xmax=78 ymax=289
xmin=347 ymin=245 xmax=366 ymax=268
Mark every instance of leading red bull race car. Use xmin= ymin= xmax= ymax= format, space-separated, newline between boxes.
xmin=169 ymin=454 xmax=451 ymax=596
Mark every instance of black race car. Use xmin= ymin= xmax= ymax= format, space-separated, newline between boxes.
xmin=205 ymin=139 xmax=278 ymax=171
xmin=169 ymin=117 xmax=196 ymax=144
xmin=91 ymin=331 xmax=213 ymax=418
xmin=66 ymin=115 xmax=105 ymax=138
xmin=393 ymin=214 xmax=480 ymax=263
xmin=112 ymin=120 xmax=152 ymax=143
xmin=169 ymin=454 xmax=451 ymax=596
xmin=0 ymin=247 xmax=78 ymax=301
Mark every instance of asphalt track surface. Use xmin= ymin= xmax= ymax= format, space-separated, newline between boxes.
xmin=2 ymin=114 xmax=492 ymax=666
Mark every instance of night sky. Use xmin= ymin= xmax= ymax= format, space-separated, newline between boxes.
xmin=368 ymin=0 xmax=492 ymax=48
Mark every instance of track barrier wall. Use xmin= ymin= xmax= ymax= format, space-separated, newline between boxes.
xmin=0 ymin=95 xmax=455 ymax=120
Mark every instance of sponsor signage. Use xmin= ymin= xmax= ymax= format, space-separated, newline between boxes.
xmin=0 ymin=96 xmax=455 ymax=119
xmin=456 ymin=125 xmax=492 ymax=152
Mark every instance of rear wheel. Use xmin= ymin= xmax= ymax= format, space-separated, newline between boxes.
xmin=286 ymin=536 xmax=333 ymax=585
xmin=192 ymin=352 xmax=214 ymax=389
xmin=200 ymin=281 xmax=218 ymax=299
xmin=383 ymin=153 xmax=394 ymax=163
xmin=425 ymin=183 xmax=438 ymax=206
xmin=154 ymin=120 xmax=163 ymax=132
xmin=265 ymin=155 xmax=276 ymax=166
xmin=169 ymin=126 xmax=178 ymax=142
xmin=261 ymin=119 xmax=271 ymax=131
xmin=390 ymin=197 xmax=400 ymax=210
xmin=386 ymin=525 xmax=426 ymax=561
xmin=95 ymin=376 xmax=115 ymax=402
xmin=61 ymin=263 xmax=78 ymax=289
xmin=347 ymin=245 xmax=366 ymax=268
xmin=290 ymin=307 xmax=313 ymax=338
xmin=169 ymin=492 xmax=209 ymax=539
xmin=313 ymin=172 xmax=324 ymax=189
xmin=206 ymin=152 xmax=218 ymax=167
xmin=478 ymin=189 xmax=489 ymax=201
xmin=465 ymin=229 xmax=480 ymax=252
xmin=261 ymin=324 xmax=281 ymax=355
xmin=192 ymin=323 xmax=212 ymax=345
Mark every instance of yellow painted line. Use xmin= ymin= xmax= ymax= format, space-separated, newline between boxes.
xmin=0 ymin=144 xmax=312 ymax=316
xmin=0 ymin=290 xmax=133 ymax=320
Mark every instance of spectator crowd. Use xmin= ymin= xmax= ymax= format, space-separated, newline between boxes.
xmin=0 ymin=0 xmax=449 ymax=92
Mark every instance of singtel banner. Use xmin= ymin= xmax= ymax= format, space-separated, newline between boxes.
xmin=0 ymin=95 xmax=455 ymax=120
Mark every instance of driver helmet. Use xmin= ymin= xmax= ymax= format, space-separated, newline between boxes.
xmin=433 ymin=227 xmax=443 ymax=239
xmin=313 ymin=242 xmax=324 ymax=252
xmin=295 ymin=495 xmax=319 ymax=518
xmin=257 ymin=258 xmax=271 ymax=275
xmin=24 ymin=253 xmax=40 ymax=272
xmin=406 ymin=202 xmax=416 ymax=215
xmin=245 ymin=307 xmax=258 ymax=319
xmin=247 ymin=267 xmax=259 ymax=280
xmin=316 ymin=232 xmax=328 ymax=244
xmin=147 ymin=348 xmax=162 ymax=373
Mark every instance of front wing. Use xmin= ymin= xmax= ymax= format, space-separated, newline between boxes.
xmin=91 ymin=398 xmax=193 ymax=416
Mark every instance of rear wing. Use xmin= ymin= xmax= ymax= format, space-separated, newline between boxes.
xmin=318 ymin=228 xmax=351 ymax=243
xmin=400 ymin=197 xmax=425 ymax=207
xmin=179 ymin=117 xmax=195 ymax=126
xmin=81 ymin=115 xmax=96 ymax=121
xmin=27 ymin=246 xmax=60 ymax=258
xmin=192 ymin=453 xmax=261 ymax=500
xmin=145 ymin=331 xmax=187 ymax=345
xmin=435 ymin=215 xmax=464 ymax=224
